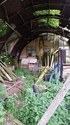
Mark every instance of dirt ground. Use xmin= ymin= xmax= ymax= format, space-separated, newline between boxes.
xmin=4 ymin=77 xmax=24 ymax=96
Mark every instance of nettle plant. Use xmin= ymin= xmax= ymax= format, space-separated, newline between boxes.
xmin=4 ymin=68 xmax=70 ymax=125
xmin=0 ymin=84 xmax=8 ymax=124
xmin=5 ymin=80 xmax=70 ymax=125
xmin=0 ymin=99 xmax=6 ymax=125
xmin=16 ymin=82 xmax=70 ymax=125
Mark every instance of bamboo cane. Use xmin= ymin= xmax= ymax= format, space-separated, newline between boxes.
xmin=0 ymin=66 xmax=12 ymax=81
xmin=0 ymin=62 xmax=15 ymax=79
xmin=0 ymin=60 xmax=17 ymax=78
xmin=35 ymin=66 xmax=49 ymax=84
xmin=0 ymin=72 xmax=8 ymax=80
xmin=0 ymin=76 xmax=4 ymax=82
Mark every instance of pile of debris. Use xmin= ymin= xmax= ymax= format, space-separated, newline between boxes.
xmin=0 ymin=60 xmax=24 ymax=96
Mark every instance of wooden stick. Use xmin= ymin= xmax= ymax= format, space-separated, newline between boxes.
xmin=0 ymin=0 xmax=8 ymax=5
xmin=35 ymin=66 xmax=49 ymax=84
xmin=37 ymin=76 xmax=70 ymax=125
xmin=53 ymin=49 xmax=59 ymax=55
xmin=0 ymin=71 xmax=8 ymax=80
xmin=0 ymin=60 xmax=17 ymax=78
xmin=7 ymin=80 xmax=22 ymax=91
xmin=1 ymin=65 xmax=15 ymax=79
xmin=0 ymin=76 xmax=4 ymax=82
xmin=5 ymin=21 xmax=22 ymax=37
xmin=0 ymin=66 xmax=12 ymax=81
xmin=6 ymin=113 xmax=25 ymax=125
xmin=13 ymin=119 xmax=25 ymax=125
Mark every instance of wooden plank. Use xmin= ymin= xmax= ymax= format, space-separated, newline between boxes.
xmin=37 ymin=76 xmax=70 ymax=125
xmin=0 ymin=0 xmax=8 ymax=5
xmin=6 ymin=113 xmax=25 ymax=125
xmin=7 ymin=80 xmax=22 ymax=91
xmin=35 ymin=66 xmax=49 ymax=84
xmin=14 ymin=119 xmax=25 ymax=125
xmin=0 ymin=66 xmax=12 ymax=81
xmin=0 ymin=60 xmax=17 ymax=78
xmin=5 ymin=21 xmax=22 ymax=37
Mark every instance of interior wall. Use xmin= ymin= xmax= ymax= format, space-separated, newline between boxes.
xmin=20 ymin=37 xmax=40 ymax=59
xmin=8 ymin=38 xmax=19 ymax=54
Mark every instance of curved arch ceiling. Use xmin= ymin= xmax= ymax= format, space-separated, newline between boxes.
xmin=0 ymin=0 xmax=70 ymax=57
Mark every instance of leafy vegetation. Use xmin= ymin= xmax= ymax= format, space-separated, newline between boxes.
xmin=4 ymin=95 xmax=18 ymax=116
xmin=34 ymin=10 xmax=60 ymax=16
xmin=4 ymin=81 xmax=70 ymax=125
xmin=0 ymin=68 xmax=70 ymax=125
xmin=34 ymin=10 xmax=60 ymax=27
xmin=1 ymin=43 xmax=15 ymax=66
xmin=14 ymin=67 xmax=31 ymax=77
xmin=0 ymin=84 xmax=8 ymax=98
xmin=4 ymin=68 xmax=70 ymax=125
xmin=0 ymin=19 xmax=8 ymax=37
xmin=0 ymin=84 xmax=8 ymax=125
xmin=17 ymin=82 xmax=70 ymax=125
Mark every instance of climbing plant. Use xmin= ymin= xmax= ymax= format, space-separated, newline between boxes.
xmin=34 ymin=10 xmax=60 ymax=27
xmin=0 ymin=19 xmax=8 ymax=37
xmin=0 ymin=42 xmax=15 ymax=66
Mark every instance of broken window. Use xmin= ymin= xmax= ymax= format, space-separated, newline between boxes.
xmin=27 ymin=47 xmax=36 ymax=57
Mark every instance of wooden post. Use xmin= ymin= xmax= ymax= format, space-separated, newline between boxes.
xmin=37 ymin=76 xmax=70 ymax=125
xmin=35 ymin=66 xmax=49 ymax=84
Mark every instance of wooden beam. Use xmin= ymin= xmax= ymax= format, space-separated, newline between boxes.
xmin=18 ymin=12 xmax=32 ymax=35
xmin=0 ymin=66 xmax=12 ymax=81
xmin=35 ymin=66 xmax=49 ymax=84
xmin=3 ymin=4 xmax=9 ymax=22
xmin=0 ymin=0 xmax=8 ymax=5
xmin=7 ymin=80 xmax=22 ymax=91
xmin=5 ymin=21 xmax=22 ymax=37
xmin=6 ymin=113 xmax=25 ymax=125
xmin=14 ymin=119 xmax=25 ymax=125
xmin=37 ymin=76 xmax=70 ymax=125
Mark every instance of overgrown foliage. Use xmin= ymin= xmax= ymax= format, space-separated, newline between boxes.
xmin=1 ymin=43 xmax=15 ymax=66
xmin=4 ymin=68 xmax=70 ymax=125
xmin=0 ymin=19 xmax=8 ymax=37
xmin=34 ymin=10 xmax=60 ymax=27
xmin=16 ymin=82 xmax=70 ymax=125
xmin=14 ymin=67 xmax=31 ymax=77
xmin=0 ymin=84 xmax=8 ymax=125
xmin=4 ymin=82 xmax=70 ymax=125
xmin=34 ymin=10 xmax=60 ymax=16
xmin=0 ymin=68 xmax=69 ymax=125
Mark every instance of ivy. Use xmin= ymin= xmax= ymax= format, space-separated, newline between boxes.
xmin=34 ymin=10 xmax=60 ymax=16
xmin=1 ymin=43 xmax=15 ymax=66
xmin=0 ymin=19 xmax=8 ymax=37
xmin=34 ymin=10 xmax=60 ymax=27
